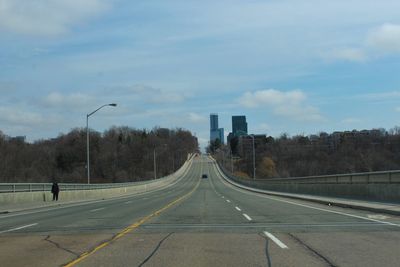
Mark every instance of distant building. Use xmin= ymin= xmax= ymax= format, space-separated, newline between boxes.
xmin=228 ymin=115 xmax=248 ymax=144
xmin=210 ymin=113 xmax=224 ymax=144
xmin=232 ymin=116 xmax=248 ymax=137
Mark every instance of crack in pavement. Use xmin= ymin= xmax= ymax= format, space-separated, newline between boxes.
xmin=259 ymin=233 xmax=272 ymax=267
xmin=137 ymin=232 xmax=174 ymax=267
xmin=44 ymin=235 xmax=80 ymax=257
xmin=288 ymin=233 xmax=337 ymax=267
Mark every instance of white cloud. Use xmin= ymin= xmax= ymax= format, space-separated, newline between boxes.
xmin=188 ymin=113 xmax=207 ymax=123
xmin=0 ymin=107 xmax=47 ymax=126
xmin=238 ymin=89 xmax=306 ymax=108
xmin=0 ymin=0 xmax=109 ymax=36
xmin=325 ymin=48 xmax=367 ymax=62
xmin=43 ymin=92 xmax=93 ymax=109
xmin=367 ymin=23 xmax=400 ymax=53
xmin=325 ymin=23 xmax=400 ymax=63
xmin=106 ymin=84 xmax=187 ymax=104
xmin=238 ymin=89 xmax=323 ymax=122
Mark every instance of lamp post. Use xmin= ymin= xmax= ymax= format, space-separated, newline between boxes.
xmin=86 ymin=103 xmax=117 ymax=184
xmin=153 ymin=144 xmax=167 ymax=180
xmin=249 ymin=134 xmax=256 ymax=179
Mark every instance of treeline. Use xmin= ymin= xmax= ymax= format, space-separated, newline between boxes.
xmin=216 ymin=127 xmax=400 ymax=179
xmin=0 ymin=127 xmax=198 ymax=183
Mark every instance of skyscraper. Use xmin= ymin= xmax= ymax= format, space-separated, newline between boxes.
xmin=232 ymin=115 xmax=247 ymax=136
xmin=210 ymin=113 xmax=224 ymax=144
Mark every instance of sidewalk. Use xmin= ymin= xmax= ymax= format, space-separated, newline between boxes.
xmin=0 ymin=198 xmax=97 ymax=214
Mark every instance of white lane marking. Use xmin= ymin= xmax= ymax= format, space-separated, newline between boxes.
xmin=226 ymin=199 xmax=231 ymax=203
xmin=0 ymin=223 xmax=38 ymax=234
xmin=213 ymin=163 xmax=400 ymax=228
xmin=367 ymin=214 xmax=389 ymax=220
xmin=243 ymin=213 xmax=252 ymax=221
xmin=264 ymin=231 xmax=289 ymax=249
xmin=125 ymin=201 xmax=132 ymax=204
xmin=235 ymin=206 xmax=242 ymax=211
xmin=90 ymin=208 xmax=105 ymax=212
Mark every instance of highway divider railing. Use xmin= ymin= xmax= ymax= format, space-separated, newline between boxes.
xmin=0 ymin=153 xmax=195 ymax=194
xmin=0 ymin=153 xmax=195 ymax=205
xmin=214 ymin=159 xmax=400 ymax=203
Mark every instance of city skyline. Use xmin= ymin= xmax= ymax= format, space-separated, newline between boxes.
xmin=1 ymin=1 xmax=400 ymax=150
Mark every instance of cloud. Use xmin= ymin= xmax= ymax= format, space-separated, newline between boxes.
xmin=238 ymin=89 xmax=306 ymax=108
xmin=325 ymin=23 xmax=400 ymax=63
xmin=0 ymin=0 xmax=109 ymax=36
xmin=325 ymin=48 xmax=367 ymax=62
xmin=188 ymin=113 xmax=207 ymax=123
xmin=0 ymin=106 xmax=47 ymax=126
xmin=238 ymin=89 xmax=323 ymax=122
xmin=358 ymin=91 xmax=400 ymax=100
xmin=106 ymin=84 xmax=187 ymax=104
xmin=367 ymin=23 xmax=400 ymax=53
xmin=42 ymin=92 xmax=93 ymax=109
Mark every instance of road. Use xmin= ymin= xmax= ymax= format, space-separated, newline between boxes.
xmin=0 ymin=156 xmax=399 ymax=266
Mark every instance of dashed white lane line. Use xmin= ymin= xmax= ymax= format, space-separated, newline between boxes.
xmin=125 ymin=201 xmax=132 ymax=204
xmin=0 ymin=223 xmax=38 ymax=234
xmin=235 ymin=206 xmax=242 ymax=211
xmin=243 ymin=213 xmax=252 ymax=221
xmin=263 ymin=231 xmax=289 ymax=249
xmin=90 ymin=208 xmax=105 ymax=212
xmin=226 ymin=199 xmax=231 ymax=203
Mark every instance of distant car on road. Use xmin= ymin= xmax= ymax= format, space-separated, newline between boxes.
xmin=202 ymin=174 xmax=208 ymax=179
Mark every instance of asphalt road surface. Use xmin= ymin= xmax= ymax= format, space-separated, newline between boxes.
xmin=0 ymin=156 xmax=399 ymax=267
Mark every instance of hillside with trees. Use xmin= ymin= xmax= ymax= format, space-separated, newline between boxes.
xmin=0 ymin=127 xmax=198 ymax=183
xmin=215 ymin=127 xmax=400 ymax=179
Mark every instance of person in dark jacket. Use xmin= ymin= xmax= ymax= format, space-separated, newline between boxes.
xmin=51 ymin=182 xmax=60 ymax=201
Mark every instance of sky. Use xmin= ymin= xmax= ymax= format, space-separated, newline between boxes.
xmin=1 ymin=0 xmax=400 ymax=150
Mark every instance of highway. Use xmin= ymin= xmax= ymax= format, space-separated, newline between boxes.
xmin=0 ymin=155 xmax=399 ymax=266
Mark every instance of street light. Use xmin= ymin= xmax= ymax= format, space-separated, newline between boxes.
xmin=249 ymin=134 xmax=256 ymax=179
xmin=153 ymin=144 xmax=167 ymax=180
xmin=86 ymin=103 xmax=117 ymax=184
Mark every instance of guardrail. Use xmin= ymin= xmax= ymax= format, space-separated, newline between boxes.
xmin=215 ymin=159 xmax=400 ymax=202
xmin=0 ymin=180 xmax=154 ymax=193
xmin=0 ymin=153 xmax=195 ymax=193
xmin=218 ymin=162 xmax=400 ymax=184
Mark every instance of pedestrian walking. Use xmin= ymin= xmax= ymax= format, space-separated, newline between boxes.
xmin=51 ymin=182 xmax=60 ymax=201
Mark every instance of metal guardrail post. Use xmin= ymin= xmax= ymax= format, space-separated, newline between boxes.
xmin=29 ymin=184 xmax=32 ymax=192
xmin=13 ymin=184 xmax=16 ymax=193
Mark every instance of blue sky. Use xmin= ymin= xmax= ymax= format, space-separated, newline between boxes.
xmin=1 ymin=0 xmax=400 ymax=149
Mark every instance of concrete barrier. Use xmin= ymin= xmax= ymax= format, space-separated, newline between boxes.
xmin=0 ymin=154 xmax=195 ymax=205
xmin=214 ymin=159 xmax=400 ymax=203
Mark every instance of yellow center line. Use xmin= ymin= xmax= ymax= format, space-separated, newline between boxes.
xmin=64 ymin=175 xmax=201 ymax=267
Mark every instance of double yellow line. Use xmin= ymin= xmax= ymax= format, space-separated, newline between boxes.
xmin=64 ymin=177 xmax=200 ymax=267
